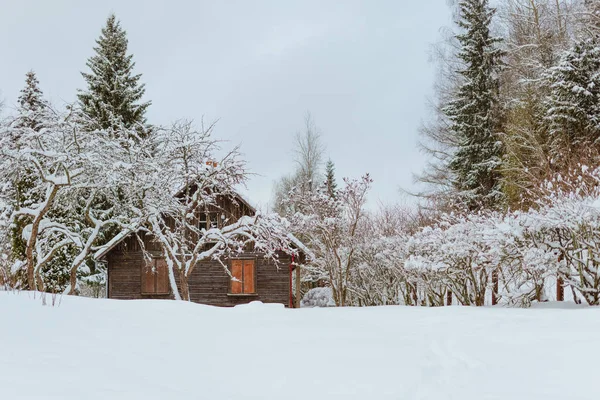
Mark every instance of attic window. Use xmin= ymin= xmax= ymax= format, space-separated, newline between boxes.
xmin=199 ymin=212 xmax=218 ymax=230
xmin=229 ymin=259 xmax=256 ymax=295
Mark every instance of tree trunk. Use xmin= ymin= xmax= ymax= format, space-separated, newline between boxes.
xmin=26 ymin=254 xmax=35 ymax=291
xmin=556 ymin=276 xmax=564 ymax=301
xmin=492 ymin=270 xmax=499 ymax=305
xmin=178 ymin=270 xmax=190 ymax=301
xmin=25 ymin=185 xmax=59 ymax=291
xmin=68 ymin=267 xmax=78 ymax=295
xmin=35 ymin=269 xmax=44 ymax=293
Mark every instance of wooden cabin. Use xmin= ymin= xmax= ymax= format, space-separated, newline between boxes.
xmin=94 ymin=191 xmax=303 ymax=307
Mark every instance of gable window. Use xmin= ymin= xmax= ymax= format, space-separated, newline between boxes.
xmin=229 ymin=259 xmax=256 ymax=295
xmin=198 ymin=212 xmax=218 ymax=230
xmin=209 ymin=213 xmax=218 ymax=228
xmin=141 ymin=258 xmax=170 ymax=295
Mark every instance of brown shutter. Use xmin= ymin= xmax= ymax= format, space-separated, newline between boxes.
xmin=243 ymin=260 xmax=255 ymax=294
xmin=155 ymin=259 xmax=170 ymax=294
xmin=141 ymin=262 xmax=155 ymax=294
xmin=231 ymin=260 xmax=243 ymax=294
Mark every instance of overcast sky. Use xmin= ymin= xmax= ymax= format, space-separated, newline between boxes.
xmin=0 ymin=0 xmax=451 ymax=210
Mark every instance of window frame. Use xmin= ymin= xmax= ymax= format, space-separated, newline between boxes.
xmin=228 ymin=258 xmax=257 ymax=296
xmin=198 ymin=211 xmax=219 ymax=231
xmin=198 ymin=212 xmax=208 ymax=230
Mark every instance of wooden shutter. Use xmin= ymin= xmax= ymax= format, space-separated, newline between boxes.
xmin=243 ymin=260 xmax=255 ymax=294
xmin=155 ymin=259 xmax=170 ymax=294
xmin=141 ymin=263 xmax=155 ymax=294
xmin=231 ymin=260 xmax=243 ymax=294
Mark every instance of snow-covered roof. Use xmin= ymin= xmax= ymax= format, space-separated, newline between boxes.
xmin=173 ymin=184 xmax=256 ymax=214
xmin=92 ymin=191 xmax=311 ymax=261
xmin=287 ymin=233 xmax=314 ymax=261
xmin=93 ymin=228 xmax=136 ymax=261
xmin=233 ymin=188 xmax=257 ymax=214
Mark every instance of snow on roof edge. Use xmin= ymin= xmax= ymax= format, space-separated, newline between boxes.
xmin=93 ymin=229 xmax=136 ymax=261
xmin=287 ymin=233 xmax=314 ymax=261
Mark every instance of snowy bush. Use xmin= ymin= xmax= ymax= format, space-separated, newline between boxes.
xmin=289 ymin=166 xmax=600 ymax=308
xmin=288 ymin=175 xmax=372 ymax=307
xmin=301 ymin=287 xmax=335 ymax=308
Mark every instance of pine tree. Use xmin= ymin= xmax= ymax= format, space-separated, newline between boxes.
xmin=324 ymin=159 xmax=337 ymax=198
xmin=11 ymin=72 xmax=48 ymax=261
xmin=444 ymin=0 xmax=505 ymax=210
xmin=6 ymin=72 xmax=52 ymax=287
xmin=544 ymin=36 xmax=600 ymax=164
xmin=77 ymin=14 xmax=151 ymax=292
xmin=78 ymin=14 xmax=150 ymax=137
xmin=16 ymin=71 xmax=47 ymax=132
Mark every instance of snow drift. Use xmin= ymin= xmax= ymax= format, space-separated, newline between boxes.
xmin=1 ymin=292 xmax=599 ymax=400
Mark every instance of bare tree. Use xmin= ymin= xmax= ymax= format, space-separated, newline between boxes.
xmin=145 ymin=120 xmax=296 ymax=301
xmin=273 ymin=112 xmax=325 ymax=215
xmin=294 ymin=112 xmax=325 ymax=192
xmin=580 ymin=0 xmax=600 ymax=35
xmin=1 ymin=101 xmax=154 ymax=294
xmin=414 ymin=6 xmax=465 ymax=209
xmin=288 ymin=175 xmax=372 ymax=306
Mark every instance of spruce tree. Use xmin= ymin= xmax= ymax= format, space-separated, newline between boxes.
xmin=16 ymin=71 xmax=47 ymax=132
xmin=11 ymin=72 xmax=48 ymax=262
xmin=78 ymin=14 xmax=150 ymax=137
xmin=77 ymin=14 xmax=151 ymax=291
xmin=444 ymin=0 xmax=505 ymax=210
xmin=6 ymin=72 xmax=52 ymax=287
xmin=544 ymin=36 xmax=600 ymax=164
xmin=324 ymin=159 xmax=337 ymax=198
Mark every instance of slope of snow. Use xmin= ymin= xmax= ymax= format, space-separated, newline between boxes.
xmin=1 ymin=292 xmax=599 ymax=400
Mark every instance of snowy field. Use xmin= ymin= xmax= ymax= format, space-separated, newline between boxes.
xmin=1 ymin=292 xmax=599 ymax=400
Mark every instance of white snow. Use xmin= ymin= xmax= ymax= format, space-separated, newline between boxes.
xmin=1 ymin=292 xmax=599 ymax=400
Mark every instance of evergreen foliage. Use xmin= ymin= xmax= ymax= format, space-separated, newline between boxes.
xmin=16 ymin=71 xmax=47 ymax=131
xmin=78 ymin=14 xmax=150 ymax=137
xmin=10 ymin=72 xmax=48 ymax=278
xmin=324 ymin=159 xmax=337 ymax=198
xmin=544 ymin=36 xmax=600 ymax=164
xmin=443 ymin=0 xmax=505 ymax=210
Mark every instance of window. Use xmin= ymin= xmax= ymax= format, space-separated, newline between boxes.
xmin=230 ymin=259 xmax=256 ymax=295
xmin=141 ymin=258 xmax=170 ymax=295
xmin=199 ymin=213 xmax=207 ymax=230
xmin=198 ymin=212 xmax=218 ymax=230
xmin=209 ymin=213 xmax=218 ymax=228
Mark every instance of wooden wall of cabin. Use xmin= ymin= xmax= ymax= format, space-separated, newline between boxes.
xmin=106 ymin=234 xmax=293 ymax=306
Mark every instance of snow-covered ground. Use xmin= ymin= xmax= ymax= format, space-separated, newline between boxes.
xmin=1 ymin=292 xmax=598 ymax=400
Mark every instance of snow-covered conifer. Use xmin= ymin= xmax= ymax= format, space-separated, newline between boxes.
xmin=324 ymin=159 xmax=337 ymax=198
xmin=77 ymin=14 xmax=151 ymax=138
xmin=9 ymin=72 xmax=49 ymax=271
xmin=444 ymin=0 xmax=505 ymax=210
xmin=544 ymin=36 xmax=600 ymax=165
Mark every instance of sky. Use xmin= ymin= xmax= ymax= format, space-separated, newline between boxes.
xmin=0 ymin=0 xmax=451 ymax=210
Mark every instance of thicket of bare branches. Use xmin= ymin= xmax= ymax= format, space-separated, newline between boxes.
xmin=145 ymin=120 xmax=295 ymax=301
xmin=272 ymin=112 xmax=325 ymax=216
